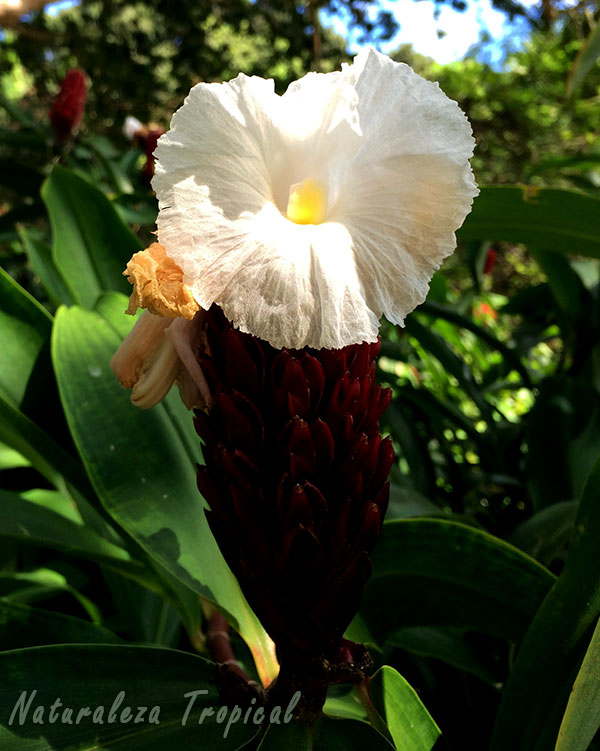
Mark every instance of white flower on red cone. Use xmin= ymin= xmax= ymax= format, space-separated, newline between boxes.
xmin=112 ymin=49 xmax=478 ymax=406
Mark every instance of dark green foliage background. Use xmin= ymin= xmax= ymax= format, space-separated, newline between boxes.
xmin=0 ymin=2 xmax=599 ymax=749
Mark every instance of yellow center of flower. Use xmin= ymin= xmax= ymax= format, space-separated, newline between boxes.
xmin=286 ymin=179 xmax=328 ymax=225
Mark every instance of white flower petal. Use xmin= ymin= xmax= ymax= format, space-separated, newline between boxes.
xmin=152 ymin=50 xmax=478 ymax=350
xmin=123 ymin=115 xmax=143 ymax=140
xmin=212 ymin=206 xmax=377 ymax=350
xmin=333 ymin=48 xmax=478 ymax=325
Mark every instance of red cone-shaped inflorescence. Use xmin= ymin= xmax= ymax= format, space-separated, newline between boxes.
xmin=49 ymin=69 xmax=87 ymax=145
xmin=195 ymin=306 xmax=394 ymax=664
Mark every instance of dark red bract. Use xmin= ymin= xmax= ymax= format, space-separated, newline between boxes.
xmin=484 ymin=247 xmax=497 ymax=275
xmin=195 ymin=306 xmax=394 ymax=665
xmin=141 ymin=127 xmax=164 ymax=183
xmin=49 ymin=68 xmax=87 ymax=144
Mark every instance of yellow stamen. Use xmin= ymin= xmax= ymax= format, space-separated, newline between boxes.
xmin=286 ymin=178 xmax=328 ymax=225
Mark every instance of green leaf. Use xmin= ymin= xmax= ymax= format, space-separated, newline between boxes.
xmin=52 ymin=305 xmax=278 ymax=685
xmin=490 ymin=454 xmax=600 ymax=751
xmin=525 ymin=377 xmax=600 ymax=510
xmin=0 ymin=394 xmax=80 ymax=492
xmin=343 ymin=613 xmax=381 ymax=651
xmin=0 ymin=266 xmax=52 ymax=408
xmin=257 ymin=716 xmax=394 ymax=750
xmin=509 ymin=501 xmax=577 ymax=565
xmin=18 ymin=226 xmax=75 ymax=308
xmin=530 ymin=249 xmax=586 ymax=322
xmin=404 ymin=316 xmax=492 ymax=421
xmin=0 ymin=644 xmax=255 ymax=750
xmin=0 ymin=569 xmax=101 ymax=625
xmin=417 ymin=299 xmax=531 ymax=385
xmin=567 ymin=22 xmax=600 ymax=96
xmin=112 ymin=193 xmax=158 ymax=226
xmin=0 ymin=443 xmax=30 ymax=470
xmin=324 ymin=689 xmax=369 ymax=722
xmin=94 ymin=291 xmax=140 ymax=340
xmin=0 ymin=598 xmax=121 ymax=651
xmin=386 ymin=484 xmax=445 ymax=520
xmin=101 ymin=570 xmax=181 ymax=646
xmin=0 ymin=94 xmax=44 ymax=130
xmin=457 ymin=186 xmax=600 ymax=258
xmin=383 ymin=402 xmax=437 ymax=498
xmin=0 ymin=489 xmax=147 ymax=583
xmin=386 ymin=627 xmax=496 ymax=685
xmin=528 ymin=154 xmax=600 ymax=178
xmin=369 ymin=665 xmax=441 ymax=751
xmin=41 ymin=165 xmax=142 ymax=309
xmin=20 ymin=489 xmax=82 ymax=524
xmin=0 ymin=127 xmax=47 ymax=150
xmin=85 ymin=136 xmax=135 ymax=194
xmin=0 ymin=394 xmax=113 ymax=546
xmin=0 ymin=203 xmax=44 ymax=244
xmin=361 ymin=519 xmax=555 ymax=643
xmin=556 ymin=615 xmax=600 ymax=751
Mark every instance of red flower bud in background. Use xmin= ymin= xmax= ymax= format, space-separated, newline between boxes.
xmin=122 ymin=118 xmax=165 ymax=184
xmin=483 ymin=247 xmax=497 ymax=275
xmin=49 ymin=68 xmax=87 ymax=145
xmin=473 ymin=302 xmax=498 ymax=323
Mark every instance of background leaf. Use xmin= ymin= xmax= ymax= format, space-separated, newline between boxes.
xmin=0 ymin=598 xmax=121 ymax=651
xmin=41 ymin=165 xmax=142 ymax=308
xmin=361 ymin=518 xmax=555 ymax=643
xmin=490 ymin=454 xmax=600 ymax=751
xmin=0 ymin=489 xmax=148 ymax=584
xmin=567 ymin=21 xmax=600 ymax=96
xmin=256 ymin=716 xmax=395 ymax=750
xmin=457 ymin=187 xmax=600 ymax=258
xmin=51 ymin=305 xmax=278 ymax=684
xmin=0 ymin=266 xmax=52 ymax=409
xmin=555 ymin=615 xmax=600 ymax=751
xmin=0 ymin=644 xmax=255 ymax=750
xmin=369 ymin=665 xmax=442 ymax=751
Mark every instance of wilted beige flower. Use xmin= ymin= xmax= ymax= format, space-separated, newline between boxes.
xmin=110 ymin=311 xmax=210 ymax=410
xmin=124 ymin=242 xmax=199 ymax=319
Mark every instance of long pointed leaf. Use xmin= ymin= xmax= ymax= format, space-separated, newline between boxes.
xmin=458 ymin=186 xmax=600 ymax=258
xmin=41 ymin=165 xmax=142 ymax=308
xmin=52 ymin=305 xmax=278 ymax=685
xmin=490 ymin=454 xmax=600 ymax=751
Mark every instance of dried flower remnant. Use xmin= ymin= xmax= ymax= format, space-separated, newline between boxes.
xmin=111 ymin=245 xmax=209 ymax=410
xmin=124 ymin=243 xmax=199 ymax=319
xmin=49 ymin=69 xmax=87 ymax=145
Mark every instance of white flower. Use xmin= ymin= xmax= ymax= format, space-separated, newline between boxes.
xmin=123 ymin=115 xmax=144 ymax=141
xmin=149 ymin=48 xmax=477 ymax=350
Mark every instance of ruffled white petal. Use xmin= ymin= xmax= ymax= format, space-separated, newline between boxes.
xmin=152 ymin=49 xmax=478 ymax=350
xmin=334 ymin=49 xmax=478 ymax=325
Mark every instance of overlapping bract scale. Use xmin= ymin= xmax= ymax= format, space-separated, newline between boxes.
xmin=194 ymin=307 xmax=394 ymax=654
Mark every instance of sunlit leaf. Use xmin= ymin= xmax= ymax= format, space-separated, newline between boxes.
xmin=458 ymin=186 xmax=600 ymax=258
xmin=52 ymin=305 xmax=278 ymax=685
